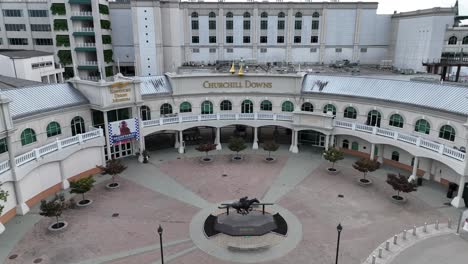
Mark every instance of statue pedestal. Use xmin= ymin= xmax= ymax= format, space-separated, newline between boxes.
xmin=214 ymin=211 xmax=277 ymax=236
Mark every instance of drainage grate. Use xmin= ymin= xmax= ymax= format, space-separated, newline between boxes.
xmin=9 ymin=254 xmax=18 ymax=260
xmin=338 ymin=194 xmax=344 ymax=198
xmin=112 ymin=213 xmax=119 ymax=217
xmin=33 ymin=258 xmax=43 ymax=263
xmin=177 ymin=157 xmax=181 ymax=159
xmin=222 ymin=174 xmax=228 ymax=177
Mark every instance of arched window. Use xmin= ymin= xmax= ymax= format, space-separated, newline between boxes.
xmin=342 ymin=139 xmax=349 ymax=149
xmin=71 ymin=116 xmax=85 ymax=136
xmin=243 ymin=12 xmax=250 ymax=18
xmin=448 ymin=36 xmax=457 ymax=45
xmin=439 ymin=125 xmax=456 ymax=141
xmin=312 ymin=12 xmax=320 ymax=18
xmin=389 ymin=114 xmax=404 ymax=128
xmin=366 ymin=110 xmax=381 ymax=127
xmin=209 ymin=12 xmax=216 ymax=18
xmin=201 ymin=100 xmax=213 ymax=115
xmin=295 ymin=12 xmax=302 ymax=18
xmin=391 ymin=151 xmax=399 ymax=162
xmin=260 ymin=100 xmax=272 ymax=111
xmin=191 ymin=12 xmax=198 ymax=18
xmin=261 ymin=12 xmax=268 ymax=18
xmin=415 ymin=119 xmax=430 ymax=134
xmin=220 ymin=100 xmax=232 ymax=111
xmin=21 ymin=128 xmax=37 ymax=146
xmin=241 ymin=100 xmax=253 ymax=113
xmin=140 ymin=105 xmax=151 ymax=121
xmin=281 ymin=101 xmax=294 ymax=112
xmin=463 ymin=36 xmax=468 ymax=45
xmin=343 ymin=107 xmax=357 ymax=119
xmin=226 ymin=12 xmax=233 ymax=18
xmin=278 ymin=12 xmax=285 ymax=18
xmin=180 ymin=102 xmax=192 ymax=113
xmin=351 ymin=141 xmax=359 ymax=151
xmin=323 ymin=104 xmax=336 ymax=115
xmin=160 ymin=103 xmax=173 ymax=115
xmin=46 ymin=122 xmax=61 ymax=137
xmin=301 ymin=102 xmax=314 ymax=112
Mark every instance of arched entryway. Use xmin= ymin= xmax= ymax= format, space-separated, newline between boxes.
xmin=298 ymin=130 xmax=326 ymax=147
xmin=367 ymin=110 xmax=382 ymax=127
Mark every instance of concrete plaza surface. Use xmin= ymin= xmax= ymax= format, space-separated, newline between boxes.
xmin=1 ymin=145 xmax=466 ymax=264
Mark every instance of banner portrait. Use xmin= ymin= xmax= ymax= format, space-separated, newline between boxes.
xmin=108 ymin=118 xmax=140 ymax=146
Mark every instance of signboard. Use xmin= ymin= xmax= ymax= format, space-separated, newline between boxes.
xmin=203 ymin=80 xmax=272 ymax=88
xmin=108 ymin=118 xmax=140 ymax=146
xmin=109 ymin=82 xmax=131 ymax=103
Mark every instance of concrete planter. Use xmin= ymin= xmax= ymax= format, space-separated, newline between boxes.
xmin=48 ymin=221 xmax=68 ymax=232
xmin=106 ymin=182 xmax=120 ymax=190
xmin=357 ymin=178 xmax=373 ymax=186
xmin=390 ymin=195 xmax=407 ymax=204
xmin=231 ymin=155 xmax=244 ymax=162
xmin=326 ymin=168 xmax=340 ymax=175
xmin=264 ymin=157 xmax=277 ymax=163
xmin=76 ymin=199 xmax=93 ymax=208
xmin=199 ymin=156 xmax=214 ymax=163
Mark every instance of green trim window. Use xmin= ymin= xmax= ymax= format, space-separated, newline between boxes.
xmin=439 ymin=125 xmax=456 ymax=141
xmin=389 ymin=114 xmax=404 ymax=128
xmin=323 ymin=104 xmax=336 ymax=115
xmin=343 ymin=106 xmax=357 ymax=119
xmin=160 ymin=103 xmax=173 ymax=115
xmin=46 ymin=122 xmax=62 ymax=137
xmin=281 ymin=101 xmax=294 ymax=112
xmin=201 ymin=101 xmax=213 ymax=115
xmin=414 ymin=119 xmax=430 ymax=134
xmin=367 ymin=110 xmax=381 ymax=127
xmin=0 ymin=138 xmax=7 ymax=154
xmin=71 ymin=116 xmax=85 ymax=136
xmin=241 ymin=100 xmax=253 ymax=113
xmin=301 ymin=102 xmax=313 ymax=112
xmin=140 ymin=106 xmax=151 ymax=121
xmin=351 ymin=142 xmax=359 ymax=151
xmin=260 ymin=100 xmax=272 ymax=111
xmin=180 ymin=102 xmax=192 ymax=113
xmin=220 ymin=100 xmax=232 ymax=111
xmin=21 ymin=128 xmax=37 ymax=146
xmin=391 ymin=151 xmax=399 ymax=162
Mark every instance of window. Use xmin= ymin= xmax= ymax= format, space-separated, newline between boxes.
xmin=414 ymin=119 xmax=430 ymax=134
xmin=3 ymin=10 xmax=22 ymax=17
xmin=21 ymin=128 xmax=37 ymax=146
xmin=28 ymin=10 xmax=48 ymax=17
xmin=261 ymin=21 xmax=268 ymax=30
xmin=46 ymin=122 xmax=62 ymax=137
xmin=220 ymin=100 xmax=232 ymax=111
xmin=180 ymin=102 xmax=192 ymax=113
xmin=294 ymin=36 xmax=301 ymax=43
xmin=226 ymin=20 xmax=233 ymax=30
xmin=226 ymin=12 xmax=233 ymax=18
xmin=310 ymin=48 xmax=317 ymax=53
xmin=389 ymin=114 xmax=404 ymax=128
xmin=226 ymin=48 xmax=234 ymax=53
xmin=336 ymin=48 xmax=342 ymax=53
xmin=295 ymin=21 xmax=302 ymax=30
xmin=301 ymin=102 xmax=313 ymax=112
xmin=0 ymin=138 xmax=7 ymax=154
xmin=260 ymin=100 xmax=272 ymax=111
xmin=366 ymin=110 xmax=381 ymax=127
xmin=448 ymin=36 xmax=457 ymax=45
xmin=391 ymin=151 xmax=399 ymax=162
xmin=8 ymin=38 xmax=28 ymax=45
xmin=191 ymin=12 xmax=198 ymax=18
xmin=351 ymin=142 xmax=359 ymax=151
xmin=209 ymin=12 xmax=216 ymax=18
xmin=209 ymin=36 xmax=216 ymax=43
xmin=343 ymin=107 xmax=357 ymax=119
xmin=323 ymin=104 xmax=336 ymax=115
xmin=463 ymin=36 xmax=468 ymax=45
xmin=243 ymin=36 xmax=250 ymax=43
xmin=209 ymin=48 xmax=216 ymax=53
xmin=160 ymin=103 xmax=173 ymax=115
xmin=342 ymin=139 xmax=349 ymax=149
xmin=312 ymin=12 xmax=320 ymax=18
xmin=140 ymin=106 xmax=151 ymax=121
xmin=32 ymin=61 xmax=52 ymax=69
xmin=295 ymin=12 xmax=302 ymax=18
xmin=31 ymin=24 xmax=51 ymax=31
xmin=209 ymin=21 xmax=216 ymax=30
xmin=277 ymin=20 xmax=285 ymax=30
xmin=243 ymin=20 xmax=251 ymax=30
xmin=261 ymin=12 xmax=268 ymax=18
xmin=107 ymin=108 xmax=130 ymax=122
xmin=241 ymin=100 xmax=253 ymax=113
xmin=360 ymin=48 xmax=368 ymax=53
xmin=34 ymin=38 xmax=53 ymax=46
xmin=226 ymin=36 xmax=233 ymax=43
xmin=5 ymin=24 xmax=26 ymax=31
xmin=278 ymin=12 xmax=285 ymax=18
xmin=201 ymin=101 xmax=213 ymax=114
xmin=243 ymin=12 xmax=250 ymax=18
xmin=260 ymin=48 xmax=267 ymax=53
xmin=192 ymin=48 xmax=199 ymax=53
xmin=312 ymin=20 xmax=319 ymax=30
xmin=277 ymin=36 xmax=284 ymax=43
xmin=71 ymin=116 xmax=85 ymax=136
xmin=311 ymin=36 xmax=318 ymax=43
xmin=439 ymin=125 xmax=456 ymax=141
xmin=260 ymin=36 xmax=267 ymax=43
xmin=192 ymin=36 xmax=199 ymax=43
xmin=282 ymin=101 xmax=294 ymax=112
xmin=191 ymin=20 xmax=199 ymax=30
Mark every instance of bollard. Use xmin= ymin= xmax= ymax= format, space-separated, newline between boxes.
xmin=448 ymin=218 xmax=452 ymax=229
xmin=402 ymin=229 xmax=407 ymax=240
xmin=385 ymin=241 xmax=390 ymax=250
xmin=393 ymin=235 xmax=398 ymax=245
xmin=423 ymin=222 xmax=427 ymax=233
xmin=372 ymin=255 xmax=376 ymax=264
xmin=435 ymin=220 xmax=439 ymax=230
xmin=378 ymin=247 xmax=383 ymax=258
xmin=413 ymin=225 xmax=417 ymax=236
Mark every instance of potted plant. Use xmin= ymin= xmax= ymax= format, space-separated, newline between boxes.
xmin=97 ymin=159 xmax=127 ymax=189
xmin=142 ymin=150 xmax=150 ymax=163
xmin=40 ymin=193 xmax=68 ymax=232
xmin=196 ymin=143 xmax=217 ymax=163
xmin=228 ymin=137 xmax=247 ymax=161
xmin=323 ymin=148 xmax=344 ymax=174
xmin=263 ymin=141 xmax=279 ymax=163
xmin=70 ymin=176 xmax=95 ymax=207
xmin=352 ymin=158 xmax=380 ymax=186
xmin=386 ymin=174 xmax=417 ymax=204
xmin=0 ymin=185 xmax=8 ymax=234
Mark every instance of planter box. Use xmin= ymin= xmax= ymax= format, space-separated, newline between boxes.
xmin=106 ymin=182 xmax=120 ymax=190
xmin=264 ymin=157 xmax=277 ymax=163
xmin=76 ymin=199 xmax=93 ymax=208
xmin=231 ymin=155 xmax=244 ymax=162
xmin=357 ymin=178 xmax=373 ymax=186
xmin=199 ymin=156 xmax=214 ymax=163
xmin=48 ymin=221 xmax=68 ymax=232
xmin=390 ymin=195 xmax=407 ymax=204
xmin=327 ymin=168 xmax=340 ymax=175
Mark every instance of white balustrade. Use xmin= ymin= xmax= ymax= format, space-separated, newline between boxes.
xmin=397 ymin=133 xmax=418 ymax=145
xmin=74 ymin=27 xmax=94 ymax=32
xmin=80 ymin=61 xmax=98 ymax=66
xmin=142 ymin=119 xmax=160 ymax=127
xmin=72 ymin=11 xmax=92 ymax=16
xmin=219 ymin=113 xmax=236 ymax=120
xmin=276 ymin=114 xmax=293 ymax=121
xmin=15 ymin=151 xmax=35 ymax=167
xmin=161 ymin=116 xmax=179 ymax=125
xmin=257 ymin=112 xmax=274 ymax=120
xmin=376 ymin=127 xmax=395 ymax=138
xmin=239 ymin=113 xmax=255 ymax=120
xmin=76 ymin=42 xmax=96 ymax=48
xmin=38 ymin=142 xmax=59 ymax=156
xmin=200 ymin=114 xmax=217 ymax=121
xmin=0 ymin=160 xmax=10 ymax=174
xmin=420 ymin=138 xmax=441 ymax=152
xmin=182 ymin=115 xmax=198 ymax=122
xmin=443 ymin=146 xmax=465 ymax=161
xmin=334 ymin=120 xmax=353 ymax=129
xmin=355 ymin=123 xmax=374 ymax=133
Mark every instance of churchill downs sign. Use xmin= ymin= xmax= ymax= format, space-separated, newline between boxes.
xmin=203 ymin=80 xmax=272 ymax=88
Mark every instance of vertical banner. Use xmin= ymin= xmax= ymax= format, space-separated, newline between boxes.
xmin=108 ymin=118 xmax=140 ymax=146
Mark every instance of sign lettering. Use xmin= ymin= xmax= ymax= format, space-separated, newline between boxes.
xmin=203 ymin=80 xmax=272 ymax=88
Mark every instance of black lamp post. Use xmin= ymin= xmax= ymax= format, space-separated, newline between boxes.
xmin=158 ymin=225 xmax=164 ymax=264
xmin=335 ymin=223 xmax=343 ymax=264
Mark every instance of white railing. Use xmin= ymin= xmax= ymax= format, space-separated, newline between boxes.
xmin=72 ymin=11 xmax=92 ymax=16
xmin=334 ymin=119 xmax=465 ymax=162
xmin=79 ymin=61 xmax=98 ymax=66
xmin=74 ymin=27 xmax=94 ymax=32
xmin=76 ymin=42 xmax=96 ymax=48
xmin=1 ymin=129 xmax=103 ymax=175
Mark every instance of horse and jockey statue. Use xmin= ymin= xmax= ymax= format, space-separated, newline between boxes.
xmin=225 ymin=196 xmax=260 ymax=215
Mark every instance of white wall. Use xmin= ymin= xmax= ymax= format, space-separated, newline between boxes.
xmin=110 ymin=9 xmax=135 ymax=64
xmin=136 ymin=7 xmax=158 ymax=76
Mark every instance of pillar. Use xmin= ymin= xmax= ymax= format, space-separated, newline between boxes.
xmin=408 ymin=156 xmax=419 ymax=182
xmin=138 ymin=135 xmax=146 ymax=163
xmin=59 ymin=161 xmax=70 ymax=190
xmin=325 ymin=134 xmax=330 ymax=151
xmin=291 ymin=130 xmax=299 ymax=153
xmin=174 ymin=131 xmax=180 ymax=148
xmin=178 ymin=130 xmax=185 ymax=154
xmin=370 ymin=143 xmax=376 ymax=160
xmin=252 ymin=127 xmax=259 ymax=150
xmin=330 ymin=134 xmax=335 ymax=148
xmin=456 ymin=66 xmax=461 ymax=82
xmin=215 ymin=127 xmax=222 ymax=150
xmin=451 ymin=175 xmax=466 ymax=208
xmin=377 ymin=144 xmax=384 ymax=163
xmin=103 ymin=111 xmax=112 ymax=160
xmin=6 ymin=136 xmax=29 ymax=215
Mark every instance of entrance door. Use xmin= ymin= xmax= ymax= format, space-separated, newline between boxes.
xmin=367 ymin=110 xmax=381 ymax=127
xmin=106 ymin=141 xmax=134 ymax=160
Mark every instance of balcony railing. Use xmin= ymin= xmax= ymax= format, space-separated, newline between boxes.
xmin=72 ymin=11 xmax=92 ymax=16
xmin=76 ymin=43 xmax=96 ymax=48
xmin=79 ymin=61 xmax=98 ymax=66
xmin=74 ymin=27 xmax=94 ymax=32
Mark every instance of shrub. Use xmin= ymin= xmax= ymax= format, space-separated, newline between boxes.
xmin=70 ymin=176 xmax=95 ymax=201
xmin=102 ymin=35 xmax=112 ymax=45
xmin=97 ymin=160 xmax=127 ymax=184
xmin=63 ymin=67 xmax=74 ymax=79
xmin=53 ymin=19 xmax=68 ymax=31
xmin=387 ymin=173 xmax=417 ymax=199
xmin=56 ymin=35 xmax=70 ymax=47
xmin=196 ymin=143 xmax=217 ymax=157
xmin=228 ymin=137 xmax=247 ymax=156
xmin=50 ymin=3 xmax=66 ymax=15
xmin=352 ymin=158 xmax=380 ymax=180
xmin=39 ymin=193 xmax=67 ymax=226
xmin=105 ymin=66 xmax=113 ymax=77
xmin=0 ymin=186 xmax=8 ymax=216
xmin=104 ymin=49 xmax=113 ymax=63
xmin=99 ymin=4 xmax=109 ymax=15
xmin=100 ymin=20 xmax=111 ymax=30
xmin=323 ymin=148 xmax=344 ymax=169
xmin=57 ymin=50 xmax=72 ymax=65
xmin=263 ymin=141 xmax=279 ymax=158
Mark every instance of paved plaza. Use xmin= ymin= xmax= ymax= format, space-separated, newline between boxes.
xmin=1 ymin=145 xmax=467 ymax=264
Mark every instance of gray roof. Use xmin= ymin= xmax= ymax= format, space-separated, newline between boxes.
xmin=0 ymin=49 xmax=53 ymax=59
xmin=1 ymin=83 xmax=89 ymax=119
xmin=0 ymin=75 xmax=41 ymax=89
xmin=139 ymin=75 xmax=172 ymax=96
xmin=302 ymin=74 xmax=468 ymax=116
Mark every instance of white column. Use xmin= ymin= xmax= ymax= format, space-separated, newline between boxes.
xmin=325 ymin=134 xmax=330 ymax=151
xmin=138 ymin=135 xmax=146 ymax=163
xmin=215 ymin=127 xmax=222 ymax=150
xmin=59 ymin=161 xmax=70 ymax=190
xmin=408 ymin=156 xmax=419 ymax=182
xmin=290 ymin=130 xmax=299 ymax=153
xmin=330 ymin=134 xmax=335 ymax=148
xmin=252 ymin=127 xmax=259 ymax=150
xmin=6 ymin=136 xmax=30 ymax=215
xmin=370 ymin=143 xmax=376 ymax=160
xmin=178 ymin=130 xmax=185 ymax=154
xmin=451 ymin=175 xmax=466 ymax=208
xmin=377 ymin=144 xmax=384 ymax=163
xmin=174 ymin=131 xmax=180 ymax=148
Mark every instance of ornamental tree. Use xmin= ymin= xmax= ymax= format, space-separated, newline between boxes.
xmin=386 ymin=173 xmax=417 ymax=199
xmin=97 ymin=159 xmax=127 ymax=184
xmin=0 ymin=185 xmax=8 ymax=216
xmin=263 ymin=141 xmax=279 ymax=159
xmin=352 ymin=158 xmax=380 ymax=180
xmin=39 ymin=193 xmax=67 ymax=225
xmin=70 ymin=176 xmax=95 ymax=201
xmin=323 ymin=148 xmax=344 ymax=169
xmin=196 ymin=143 xmax=217 ymax=157
xmin=228 ymin=137 xmax=247 ymax=157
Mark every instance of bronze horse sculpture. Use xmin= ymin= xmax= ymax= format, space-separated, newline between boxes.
xmin=229 ymin=196 xmax=260 ymax=215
